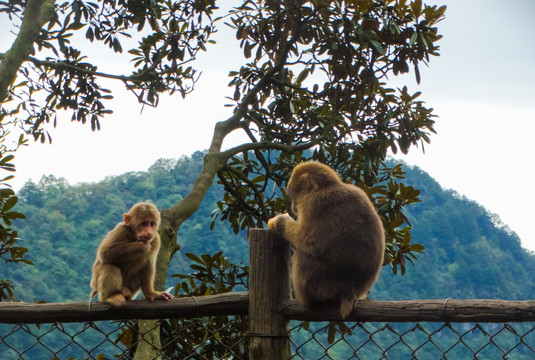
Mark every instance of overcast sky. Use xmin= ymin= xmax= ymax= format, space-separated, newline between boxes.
xmin=1 ymin=0 xmax=535 ymax=250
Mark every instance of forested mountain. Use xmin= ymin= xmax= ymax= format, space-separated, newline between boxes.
xmin=3 ymin=152 xmax=534 ymax=303
xmin=374 ymin=167 xmax=535 ymax=300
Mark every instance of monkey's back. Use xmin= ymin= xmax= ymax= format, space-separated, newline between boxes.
xmin=293 ymin=183 xmax=385 ymax=304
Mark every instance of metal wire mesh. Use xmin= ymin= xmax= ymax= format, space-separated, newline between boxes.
xmin=288 ymin=321 xmax=535 ymax=359
xmin=2 ymin=319 xmax=535 ymax=359
xmin=0 ymin=316 xmax=249 ymax=360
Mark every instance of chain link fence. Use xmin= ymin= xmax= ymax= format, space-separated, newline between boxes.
xmin=289 ymin=321 xmax=535 ymax=359
xmin=0 ymin=316 xmax=248 ymax=360
xmin=2 ymin=318 xmax=535 ymax=359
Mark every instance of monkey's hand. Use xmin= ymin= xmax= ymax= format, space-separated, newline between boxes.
xmin=268 ymin=213 xmax=291 ymax=230
xmin=146 ymin=291 xmax=174 ymax=303
xmin=134 ymin=239 xmax=152 ymax=252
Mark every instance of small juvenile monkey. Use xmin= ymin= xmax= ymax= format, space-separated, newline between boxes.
xmin=268 ymin=161 xmax=385 ymax=319
xmin=90 ymin=202 xmax=173 ymax=307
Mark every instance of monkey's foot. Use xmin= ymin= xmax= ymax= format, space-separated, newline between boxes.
xmin=104 ymin=293 xmax=127 ymax=308
xmin=147 ymin=291 xmax=173 ymax=303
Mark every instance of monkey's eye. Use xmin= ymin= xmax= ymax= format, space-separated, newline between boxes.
xmin=140 ymin=220 xmax=156 ymax=228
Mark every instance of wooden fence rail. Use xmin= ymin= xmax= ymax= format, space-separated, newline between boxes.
xmin=2 ymin=294 xmax=535 ymax=324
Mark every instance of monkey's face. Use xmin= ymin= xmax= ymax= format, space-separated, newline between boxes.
xmin=124 ymin=203 xmax=161 ymax=243
xmin=285 ymin=184 xmax=300 ymax=216
xmin=133 ymin=218 xmax=158 ymax=242
xmin=291 ymin=201 xmax=298 ymax=215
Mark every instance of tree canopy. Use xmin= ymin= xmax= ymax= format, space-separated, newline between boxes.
xmin=1 ymin=0 xmax=445 ymax=298
xmin=0 ymin=1 xmax=447 ymax=357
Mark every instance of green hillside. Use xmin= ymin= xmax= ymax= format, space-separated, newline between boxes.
xmin=3 ymin=153 xmax=534 ymax=302
xmin=372 ymin=167 xmax=535 ymax=300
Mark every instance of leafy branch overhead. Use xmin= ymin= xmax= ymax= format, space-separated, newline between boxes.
xmin=213 ymin=0 xmax=445 ymax=274
xmin=1 ymin=0 xmax=218 ymax=142
xmin=1 ymin=0 xmax=445 ymax=282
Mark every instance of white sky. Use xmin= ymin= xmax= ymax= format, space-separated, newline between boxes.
xmin=1 ymin=0 xmax=535 ymax=250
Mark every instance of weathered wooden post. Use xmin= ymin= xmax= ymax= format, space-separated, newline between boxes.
xmin=248 ymin=228 xmax=292 ymax=359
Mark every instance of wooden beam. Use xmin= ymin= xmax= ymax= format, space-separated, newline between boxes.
xmin=0 ymin=292 xmax=248 ymax=324
xmin=1 ymin=293 xmax=535 ymax=325
xmin=248 ymin=228 xmax=292 ymax=360
xmin=284 ymin=298 xmax=535 ymax=323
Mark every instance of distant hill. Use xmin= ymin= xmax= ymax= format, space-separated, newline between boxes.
xmin=372 ymin=167 xmax=535 ymax=300
xmin=4 ymin=152 xmax=535 ymax=302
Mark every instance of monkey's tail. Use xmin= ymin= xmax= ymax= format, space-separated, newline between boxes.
xmin=339 ymin=297 xmax=356 ymax=319
xmin=88 ymin=290 xmax=97 ymax=320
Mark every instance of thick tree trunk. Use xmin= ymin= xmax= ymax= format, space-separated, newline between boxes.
xmin=132 ymin=208 xmax=180 ymax=359
xmin=134 ymin=319 xmax=162 ymax=360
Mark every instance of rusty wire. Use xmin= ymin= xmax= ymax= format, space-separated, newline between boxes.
xmin=2 ymin=319 xmax=535 ymax=359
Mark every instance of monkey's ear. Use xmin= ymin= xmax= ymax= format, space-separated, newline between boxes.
xmin=300 ymin=174 xmax=314 ymax=193
xmin=124 ymin=213 xmax=131 ymax=225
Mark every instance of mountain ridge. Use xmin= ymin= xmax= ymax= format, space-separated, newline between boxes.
xmin=3 ymin=153 xmax=533 ymax=303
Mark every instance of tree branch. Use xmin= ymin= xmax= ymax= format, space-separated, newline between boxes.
xmin=219 ymin=165 xmax=268 ymax=221
xmin=0 ymin=0 xmax=55 ymax=104
xmin=163 ymin=17 xmax=304 ymax=228
xmin=220 ymin=140 xmax=319 ymax=160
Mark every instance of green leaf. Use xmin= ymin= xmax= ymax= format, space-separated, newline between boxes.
xmin=409 ymin=31 xmax=418 ymax=46
xmin=410 ymin=0 xmax=423 ymax=18
xmin=327 ymin=323 xmax=336 ymax=344
xmin=414 ymin=63 xmax=421 ymax=84
xmin=186 ymin=253 xmax=203 ymax=264
xmin=296 ymin=69 xmax=310 ymax=84
xmin=369 ymin=40 xmax=385 ymax=55
xmin=410 ymin=243 xmax=425 ymax=252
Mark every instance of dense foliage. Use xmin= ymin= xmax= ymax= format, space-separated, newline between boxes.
xmin=2 ymin=155 xmax=535 ymax=359
xmin=3 ymin=154 xmax=535 ymax=303
xmin=1 ymin=2 xmax=447 ymax=291
xmin=0 ymin=135 xmax=29 ymax=300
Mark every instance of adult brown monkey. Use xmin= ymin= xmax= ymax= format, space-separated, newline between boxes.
xmin=268 ymin=161 xmax=385 ymax=319
xmin=90 ymin=202 xmax=173 ymax=307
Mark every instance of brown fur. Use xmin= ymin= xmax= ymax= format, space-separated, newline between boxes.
xmin=269 ymin=162 xmax=385 ymax=319
xmin=90 ymin=202 xmax=172 ymax=307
